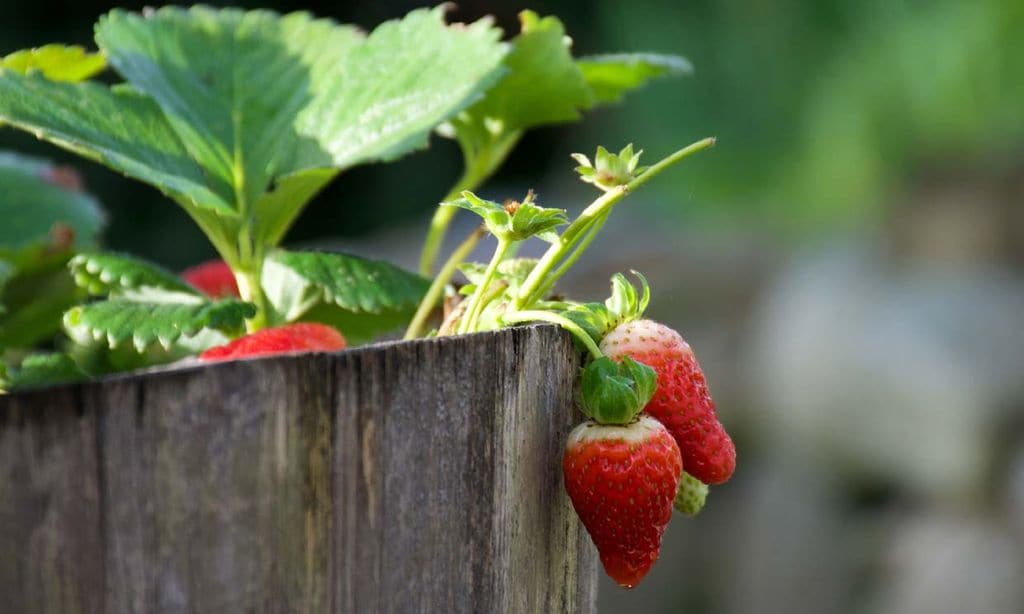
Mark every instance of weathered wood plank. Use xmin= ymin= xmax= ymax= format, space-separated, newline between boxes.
xmin=0 ymin=325 xmax=597 ymax=613
xmin=0 ymin=387 xmax=104 ymax=614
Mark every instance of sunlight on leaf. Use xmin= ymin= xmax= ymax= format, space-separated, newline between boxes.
xmin=1 ymin=45 xmax=106 ymax=82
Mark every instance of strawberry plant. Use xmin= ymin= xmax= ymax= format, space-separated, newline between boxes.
xmin=0 ymin=4 xmax=736 ymax=590
xmin=0 ymin=151 xmax=104 ymax=388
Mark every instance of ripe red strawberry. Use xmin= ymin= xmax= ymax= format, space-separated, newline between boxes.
xmin=181 ymin=259 xmax=240 ymax=298
xmin=199 ymin=323 xmax=346 ymax=362
xmin=600 ymin=319 xmax=736 ymax=485
xmin=563 ymin=415 xmax=682 ymax=588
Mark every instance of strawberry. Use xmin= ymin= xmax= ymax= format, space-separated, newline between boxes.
xmin=181 ymin=259 xmax=240 ymax=298
xmin=199 ymin=322 xmax=346 ymax=362
xmin=600 ymin=319 xmax=736 ymax=485
xmin=563 ymin=415 xmax=682 ymax=588
xmin=674 ymin=470 xmax=709 ymax=516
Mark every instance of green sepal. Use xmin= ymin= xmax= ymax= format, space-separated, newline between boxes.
xmin=68 ymin=252 xmax=202 ymax=301
xmin=579 ymin=356 xmax=657 ymax=425
xmin=561 ymin=302 xmax=614 ymax=347
xmin=572 ymin=143 xmax=647 ymax=191
xmin=605 ymin=270 xmax=650 ymax=323
xmin=445 ymin=191 xmax=567 ymax=242
xmin=674 ymin=470 xmax=709 ymax=516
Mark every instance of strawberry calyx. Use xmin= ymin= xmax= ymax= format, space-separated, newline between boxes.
xmin=556 ymin=271 xmax=650 ymax=349
xmin=579 ymin=356 xmax=657 ymax=425
xmin=605 ymin=271 xmax=649 ymax=324
xmin=572 ymin=144 xmax=648 ymax=192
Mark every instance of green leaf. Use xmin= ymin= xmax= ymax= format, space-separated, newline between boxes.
xmin=2 ymin=353 xmax=87 ymax=390
xmin=91 ymin=6 xmax=507 ymax=244
xmin=445 ymin=192 xmax=511 ymax=230
xmin=0 ymin=152 xmax=107 ymax=350
xmin=577 ymin=53 xmax=692 ymax=104
xmin=0 ymin=76 xmax=234 ymax=214
xmin=0 ymin=7 xmax=506 ymax=257
xmin=0 ymin=259 xmax=12 ymax=315
xmin=457 ymin=11 xmax=592 ymax=133
xmin=0 ymin=249 xmax=81 ymax=350
xmin=441 ymin=11 xmax=592 ymax=163
xmin=64 ymin=299 xmax=255 ymax=352
xmin=1 ymin=45 xmax=106 ymax=82
xmin=262 ymin=250 xmax=430 ymax=343
xmin=68 ymin=252 xmax=202 ymax=301
xmin=446 ymin=190 xmax=566 ymax=242
xmin=0 ymin=151 xmax=105 ymax=252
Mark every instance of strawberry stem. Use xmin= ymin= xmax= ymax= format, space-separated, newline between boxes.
xmin=529 ymin=209 xmax=611 ymax=306
xmin=234 ymin=263 xmax=267 ymax=333
xmin=458 ymin=237 xmax=511 ymax=334
xmin=514 ymin=137 xmax=715 ymax=310
xmin=502 ymin=310 xmax=603 ymax=360
xmin=404 ymin=226 xmax=486 ymax=340
xmin=418 ymin=130 xmax=521 ymax=276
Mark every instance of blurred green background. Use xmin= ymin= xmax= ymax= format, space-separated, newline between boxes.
xmin=4 ymin=1 xmax=1023 ymax=612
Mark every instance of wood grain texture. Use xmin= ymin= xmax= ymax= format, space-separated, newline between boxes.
xmin=0 ymin=324 xmax=597 ymax=613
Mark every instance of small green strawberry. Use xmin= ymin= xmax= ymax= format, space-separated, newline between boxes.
xmin=674 ymin=470 xmax=709 ymax=516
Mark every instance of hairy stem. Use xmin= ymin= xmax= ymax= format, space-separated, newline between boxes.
xmin=458 ymin=237 xmax=511 ymax=334
xmin=235 ymin=260 xmax=267 ymax=333
xmin=514 ymin=137 xmax=715 ymax=310
xmin=418 ymin=130 xmax=522 ymax=275
xmin=502 ymin=310 xmax=603 ymax=360
xmin=530 ymin=209 xmax=611 ymax=305
xmin=404 ymin=226 xmax=485 ymax=340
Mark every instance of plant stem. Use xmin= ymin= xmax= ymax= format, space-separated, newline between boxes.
xmin=458 ymin=237 xmax=511 ymax=334
xmin=418 ymin=130 xmax=521 ymax=276
xmin=514 ymin=137 xmax=715 ymax=310
xmin=235 ymin=262 xmax=268 ymax=333
xmin=530 ymin=209 xmax=611 ymax=305
xmin=404 ymin=226 xmax=485 ymax=340
xmin=502 ymin=310 xmax=603 ymax=360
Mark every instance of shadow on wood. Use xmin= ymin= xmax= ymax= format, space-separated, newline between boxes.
xmin=0 ymin=324 xmax=598 ymax=613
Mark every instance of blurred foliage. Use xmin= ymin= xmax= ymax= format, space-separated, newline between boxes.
xmin=1 ymin=0 xmax=1021 ymax=259
xmin=583 ymin=0 xmax=1024 ymax=229
xmin=0 ymin=152 xmax=104 ymax=352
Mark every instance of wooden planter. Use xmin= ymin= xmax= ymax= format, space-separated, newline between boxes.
xmin=0 ymin=325 xmax=597 ymax=613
